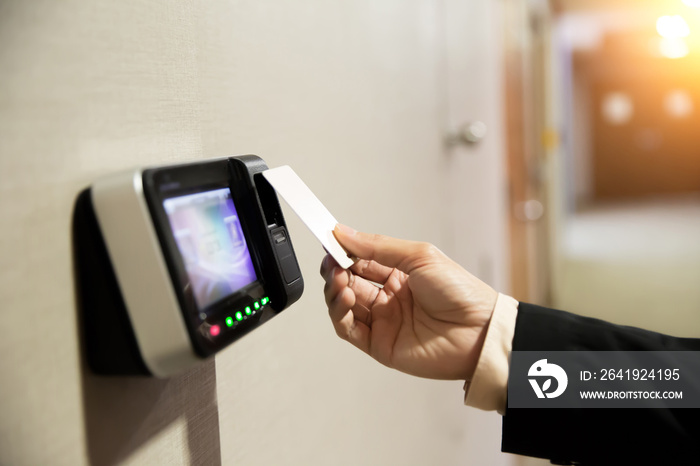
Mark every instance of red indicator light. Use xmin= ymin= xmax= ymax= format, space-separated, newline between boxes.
xmin=209 ymin=325 xmax=221 ymax=337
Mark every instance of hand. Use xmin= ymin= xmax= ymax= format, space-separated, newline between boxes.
xmin=320 ymin=225 xmax=499 ymax=381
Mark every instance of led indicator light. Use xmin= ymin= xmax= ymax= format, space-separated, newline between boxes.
xmin=235 ymin=311 xmax=243 ymax=321
xmin=245 ymin=307 xmax=251 ymax=315
xmin=254 ymin=301 xmax=260 ymax=310
xmin=210 ymin=325 xmax=221 ymax=337
xmin=226 ymin=316 xmax=234 ymax=327
xmin=261 ymin=297 xmax=269 ymax=305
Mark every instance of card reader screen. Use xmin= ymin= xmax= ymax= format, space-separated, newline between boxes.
xmin=163 ymin=188 xmax=257 ymax=311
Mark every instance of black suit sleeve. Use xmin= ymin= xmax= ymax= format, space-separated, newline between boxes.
xmin=501 ymin=302 xmax=700 ymax=465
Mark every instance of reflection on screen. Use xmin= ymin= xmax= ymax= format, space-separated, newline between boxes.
xmin=163 ymin=188 xmax=257 ymax=310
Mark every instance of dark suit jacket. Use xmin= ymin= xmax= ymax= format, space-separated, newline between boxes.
xmin=502 ymin=302 xmax=700 ymax=465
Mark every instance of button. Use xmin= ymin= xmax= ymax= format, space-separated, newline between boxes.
xmin=271 ymin=226 xmax=301 ymax=283
xmin=273 ymin=231 xmax=287 ymax=244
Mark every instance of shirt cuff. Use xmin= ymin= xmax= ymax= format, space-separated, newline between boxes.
xmin=464 ymin=293 xmax=519 ymax=415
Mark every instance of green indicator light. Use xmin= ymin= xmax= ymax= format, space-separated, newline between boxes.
xmin=254 ymin=301 xmax=260 ymax=310
xmin=225 ymin=316 xmax=234 ymax=327
xmin=245 ymin=306 xmax=251 ymax=315
xmin=235 ymin=311 xmax=243 ymax=321
xmin=261 ymin=297 xmax=269 ymax=305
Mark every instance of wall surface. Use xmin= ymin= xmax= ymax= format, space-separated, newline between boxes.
xmin=0 ymin=1 xmax=511 ymax=465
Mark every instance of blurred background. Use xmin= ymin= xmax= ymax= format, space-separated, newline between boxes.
xmin=1 ymin=0 xmax=699 ymax=465
xmin=515 ymin=0 xmax=700 ymax=340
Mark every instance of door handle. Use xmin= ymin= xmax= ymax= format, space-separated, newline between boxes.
xmin=446 ymin=121 xmax=488 ymax=147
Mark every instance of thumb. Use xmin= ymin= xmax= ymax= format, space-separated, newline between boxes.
xmin=333 ymin=224 xmax=435 ymax=273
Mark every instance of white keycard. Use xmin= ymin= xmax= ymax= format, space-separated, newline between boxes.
xmin=262 ymin=165 xmax=355 ymax=269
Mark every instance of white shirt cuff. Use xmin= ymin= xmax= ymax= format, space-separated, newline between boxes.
xmin=464 ymin=293 xmax=519 ymax=414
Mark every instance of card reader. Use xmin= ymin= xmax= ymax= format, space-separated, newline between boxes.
xmin=73 ymin=156 xmax=303 ymax=377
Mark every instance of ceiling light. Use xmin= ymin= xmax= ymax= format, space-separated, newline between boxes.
xmin=657 ymin=15 xmax=690 ymax=39
xmin=659 ymin=37 xmax=689 ymax=58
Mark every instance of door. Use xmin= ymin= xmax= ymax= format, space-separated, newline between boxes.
xmin=442 ymin=0 xmax=514 ymax=298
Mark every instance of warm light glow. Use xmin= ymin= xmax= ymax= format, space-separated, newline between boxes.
xmin=683 ymin=0 xmax=700 ymax=8
xmin=602 ymin=92 xmax=634 ymax=125
xmin=664 ymin=90 xmax=694 ymax=118
xmin=657 ymin=15 xmax=690 ymax=39
xmin=659 ymin=37 xmax=689 ymax=58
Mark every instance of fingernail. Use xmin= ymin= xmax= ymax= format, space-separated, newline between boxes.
xmin=335 ymin=223 xmax=356 ymax=236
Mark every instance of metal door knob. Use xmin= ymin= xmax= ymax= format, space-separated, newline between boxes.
xmin=446 ymin=121 xmax=488 ymax=147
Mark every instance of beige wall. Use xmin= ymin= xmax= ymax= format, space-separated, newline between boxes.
xmin=0 ymin=1 xmax=511 ymax=465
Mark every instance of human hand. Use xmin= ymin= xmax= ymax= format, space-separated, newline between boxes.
xmin=320 ymin=225 xmax=498 ymax=381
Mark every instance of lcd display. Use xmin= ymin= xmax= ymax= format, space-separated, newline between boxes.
xmin=163 ymin=188 xmax=257 ymax=311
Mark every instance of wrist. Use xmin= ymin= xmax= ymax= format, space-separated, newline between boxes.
xmin=465 ymin=288 xmax=499 ymax=381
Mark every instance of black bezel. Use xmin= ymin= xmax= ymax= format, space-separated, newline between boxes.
xmin=142 ymin=159 xmax=270 ymax=357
